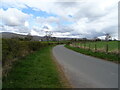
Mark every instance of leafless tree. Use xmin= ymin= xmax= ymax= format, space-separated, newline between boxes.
xmin=105 ymin=33 xmax=111 ymax=41
xmin=45 ymin=31 xmax=53 ymax=41
xmin=25 ymin=33 xmax=33 ymax=41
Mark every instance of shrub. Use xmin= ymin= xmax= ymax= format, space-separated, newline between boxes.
xmin=2 ymin=39 xmax=20 ymax=65
xmin=2 ymin=38 xmax=55 ymax=76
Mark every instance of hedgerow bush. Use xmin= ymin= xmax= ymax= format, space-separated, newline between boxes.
xmin=2 ymin=38 xmax=55 ymax=76
xmin=2 ymin=39 xmax=20 ymax=65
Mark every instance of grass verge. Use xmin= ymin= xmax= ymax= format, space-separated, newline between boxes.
xmin=3 ymin=46 xmax=68 ymax=88
xmin=65 ymin=45 xmax=119 ymax=64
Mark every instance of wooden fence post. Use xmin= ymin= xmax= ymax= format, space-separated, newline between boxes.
xmin=89 ymin=44 xmax=90 ymax=50
xmin=95 ymin=44 xmax=97 ymax=52
xmin=84 ymin=43 xmax=86 ymax=49
xmin=106 ymin=44 xmax=108 ymax=53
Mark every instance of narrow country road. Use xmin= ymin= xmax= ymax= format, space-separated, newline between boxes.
xmin=52 ymin=45 xmax=118 ymax=88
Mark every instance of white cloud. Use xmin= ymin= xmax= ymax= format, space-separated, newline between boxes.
xmin=0 ymin=8 xmax=32 ymax=34
xmin=24 ymin=21 xmax=29 ymax=27
xmin=0 ymin=25 xmax=30 ymax=34
xmin=0 ymin=8 xmax=30 ymax=26
xmin=0 ymin=0 xmax=119 ymax=39
xmin=36 ymin=16 xmax=59 ymax=25
xmin=1 ymin=0 xmax=27 ymax=9
xmin=30 ymin=29 xmax=40 ymax=36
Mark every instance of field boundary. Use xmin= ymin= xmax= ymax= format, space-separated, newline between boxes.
xmin=70 ymin=41 xmax=119 ymax=54
xmin=65 ymin=44 xmax=119 ymax=64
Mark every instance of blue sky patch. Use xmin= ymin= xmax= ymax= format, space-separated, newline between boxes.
xmin=22 ymin=6 xmax=57 ymax=18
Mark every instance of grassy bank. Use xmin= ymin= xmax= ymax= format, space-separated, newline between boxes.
xmin=3 ymin=46 xmax=67 ymax=88
xmin=65 ymin=45 xmax=119 ymax=63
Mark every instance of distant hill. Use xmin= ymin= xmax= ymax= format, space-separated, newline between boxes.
xmin=0 ymin=32 xmax=72 ymax=41
xmin=0 ymin=32 xmax=26 ymax=39
xmin=0 ymin=32 xmax=43 ymax=41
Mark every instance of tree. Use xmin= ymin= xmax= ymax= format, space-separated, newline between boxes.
xmin=94 ymin=37 xmax=101 ymax=41
xmin=45 ymin=31 xmax=53 ymax=41
xmin=105 ymin=33 xmax=111 ymax=41
xmin=25 ymin=33 xmax=33 ymax=41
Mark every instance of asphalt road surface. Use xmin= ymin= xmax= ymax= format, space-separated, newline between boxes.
xmin=52 ymin=45 xmax=118 ymax=88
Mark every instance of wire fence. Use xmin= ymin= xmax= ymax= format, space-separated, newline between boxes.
xmin=71 ymin=41 xmax=119 ymax=54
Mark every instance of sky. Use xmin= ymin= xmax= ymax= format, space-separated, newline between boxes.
xmin=0 ymin=0 xmax=119 ymax=39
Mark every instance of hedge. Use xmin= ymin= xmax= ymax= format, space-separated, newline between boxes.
xmin=2 ymin=38 xmax=56 ymax=76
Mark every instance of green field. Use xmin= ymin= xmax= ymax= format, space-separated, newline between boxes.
xmin=74 ymin=41 xmax=119 ymax=53
xmin=65 ymin=44 xmax=119 ymax=63
xmin=3 ymin=46 xmax=69 ymax=88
